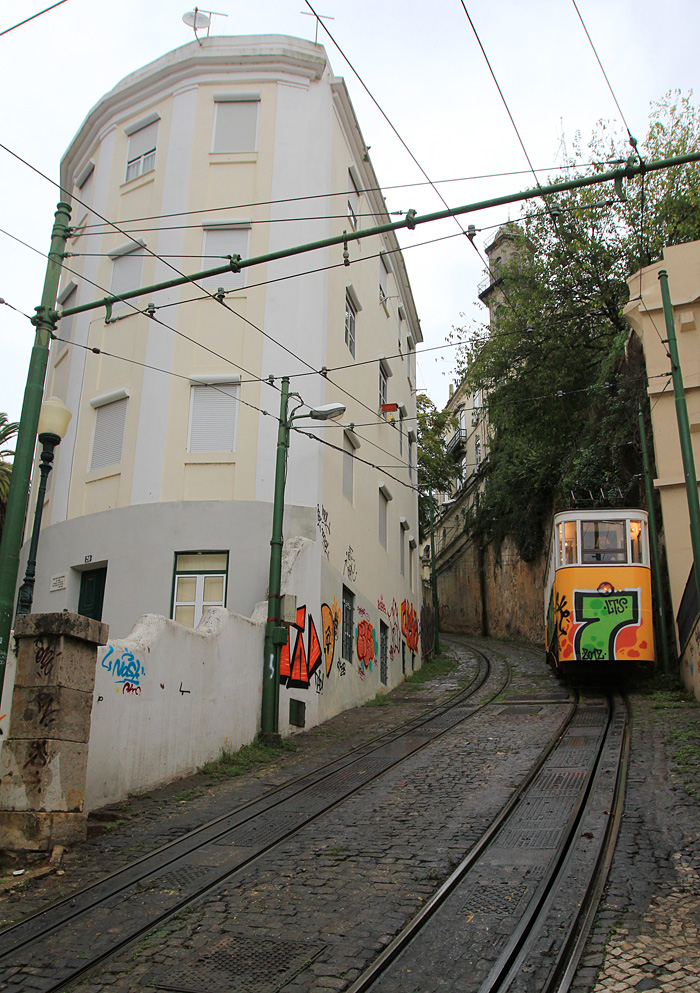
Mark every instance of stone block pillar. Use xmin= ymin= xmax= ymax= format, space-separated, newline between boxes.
xmin=0 ymin=612 xmax=108 ymax=850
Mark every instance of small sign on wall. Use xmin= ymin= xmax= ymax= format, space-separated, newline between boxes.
xmin=50 ymin=574 xmax=67 ymax=592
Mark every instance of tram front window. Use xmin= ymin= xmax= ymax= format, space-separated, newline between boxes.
xmin=582 ymin=521 xmax=627 ymax=563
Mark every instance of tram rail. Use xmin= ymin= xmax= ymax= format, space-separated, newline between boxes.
xmin=0 ymin=644 xmax=513 ymax=993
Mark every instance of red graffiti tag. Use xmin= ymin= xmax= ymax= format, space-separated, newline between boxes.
xmin=400 ymin=600 xmax=419 ymax=653
xmin=280 ymin=605 xmax=323 ymax=690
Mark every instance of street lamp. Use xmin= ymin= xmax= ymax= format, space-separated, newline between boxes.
xmin=16 ymin=396 xmax=71 ymax=615
xmin=261 ymin=377 xmax=345 ymax=737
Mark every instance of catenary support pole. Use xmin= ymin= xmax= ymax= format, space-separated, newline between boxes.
xmin=638 ymin=403 xmax=670 ymax=673
xmin=261 ymin=378 xmax=291 ymax=737
xmin=0 ymin=202 xmax=71 ymax=704
xmin=429 ymin=489 xmax=440 ymax=655
xmin=658 ymin=269 xmax=700 ymax=613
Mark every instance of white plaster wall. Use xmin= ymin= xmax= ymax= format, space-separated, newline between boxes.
xmin=86 ymin=606 xmax=263 ymax=809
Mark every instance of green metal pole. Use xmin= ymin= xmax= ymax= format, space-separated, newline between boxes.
xmin=58 ymin=152 xmax=700 ymax=323
xmin=658 ymin=268 xmax=700 ymax=612
xmin=261 ymin=378 xmax=291 ymax=737
xmin=638 ymin=403 xmax=670 ymax=674
xmin=0 ymin=201 xmax=71 ymax=702
xmin=429 ymin=488 xmax=440 ymax=656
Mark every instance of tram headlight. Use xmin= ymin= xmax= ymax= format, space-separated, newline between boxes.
xmin=597 ymin=581 xmax=615 ymax=595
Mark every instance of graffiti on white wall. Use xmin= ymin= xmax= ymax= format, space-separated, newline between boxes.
xmin=280 ymin=605 xmax=323 ymax=690
xmin=102 ymin=645 xmax=145 ymax=695
xmin=317 ymin=504 xmax=331 ymax=559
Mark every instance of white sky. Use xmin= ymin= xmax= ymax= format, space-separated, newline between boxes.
xmin=1 ymin=0 xmax=699 ymax=433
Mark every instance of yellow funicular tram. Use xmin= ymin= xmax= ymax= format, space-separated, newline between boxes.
xmin=545 ymin=508 xmax=655 ymax=674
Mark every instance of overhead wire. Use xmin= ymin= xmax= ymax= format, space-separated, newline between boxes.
xmin=0 ymin=0 xmax=69 ymax=38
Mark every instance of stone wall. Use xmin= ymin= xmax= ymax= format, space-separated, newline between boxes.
xmin=436 ymin=535 xmax=545 ymax=648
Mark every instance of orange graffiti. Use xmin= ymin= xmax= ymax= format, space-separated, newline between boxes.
xmin=321 ymin=603 xmax=336 ymax=676
xmin=280 ymin=606 xmax=323 ymax=689
xmin=400 ymin=600 xmax=419 ymax=653
xmin=356 ymin=619 xmax=376 ymax=668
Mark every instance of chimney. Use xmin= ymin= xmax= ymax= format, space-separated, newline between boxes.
xmin=449 ymin=383 xmax=454 ymax=398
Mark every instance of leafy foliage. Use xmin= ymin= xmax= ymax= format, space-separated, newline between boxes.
xmin=451 ymin=92 xmax=700 ymax=561
xmin=0 ymin=412 xmax=19 ymax=539
xmin=416 ymin=392 xmax=456 ymax=539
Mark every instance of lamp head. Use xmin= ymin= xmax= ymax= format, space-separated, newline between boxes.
xmin=308 ymin=402 xmax=346 ymax=421
xmin=37 ymin=396 xmax=72 ymax=441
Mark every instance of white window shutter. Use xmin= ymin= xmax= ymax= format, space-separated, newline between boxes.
xmin=213 ymin=101 xmax=258 ymax=153
xmin=201 ymin=228 xmax=248 ymax=291
xmin=128 ymin=121 xmax=158 ymax=160
xmin=111 ymin=249 xmax=145 ymax=312
xmin=91 ymin=398 xmax=128 ymax=471
xmin=189 ymin=384 xmax=239 ymax=452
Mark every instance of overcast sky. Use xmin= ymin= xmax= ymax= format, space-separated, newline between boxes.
xmin=1 ymin=0 xmax=699 ymax=434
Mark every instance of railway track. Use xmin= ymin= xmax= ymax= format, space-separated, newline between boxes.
xmin=345 ymin=684 xmax=629 ymax=993
xmin=0 ymin=642 xmax=514 ymax=993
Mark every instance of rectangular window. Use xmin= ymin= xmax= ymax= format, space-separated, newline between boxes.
xmin=408 ymin=439 xmax=414 ymax=482
xmin=379 ymin=367 xmax=388 ymax=413
xmin=343 ymin=433 xmax=354 ymax=502
xmin=188 ymin=383 xmax=240 ymax=452
xmin=55 ymin=285 xmax=77 ymax=356
xmin=125 ymin=120 xmax=158 ymax=182
xmin=399 ymin=526 xmax=405 ymax=576
xmin=110 ymin=246 xmax=145 ymax=314
xmin=90 ymin=396 xmax=128 ymax=471
xmin=213 ymin=97 xmax=259 ymax=153
xmin=398 ymin=413 xmax=404 ymax=456
xmin=380 ymin=621 xmax=388 ymax=685
xmin=379 ymin=254 xmax=389 ymax=303
xmin=379 ymin=491 xmax=388 ymax=549
xmin=409 ymin=543 xmax=415 ymax=592
xmin=345 ymin=293 xmax=356 ymax=357
xmin=201 ymin=226 xmax=249 ymax=292
xmin=342 ymin=585 xmax=354 ymax=661
xmin=559 ymin=520 xmax=578 ymax=565
xmin=401 ymin=642 xmax=406 ymax=675
xmin=582 ymin=520 xmax=627 ymax=564
xmin=348 ymin=171 xmax=359 ymax=230
xmin=172 ymin=551 xmax=228 ymax=628
xmin=630 ymin=520 xmax=643 ymax=563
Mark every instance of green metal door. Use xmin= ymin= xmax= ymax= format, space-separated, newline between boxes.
xmin=78 ymin=567 xmax=107 ymax=621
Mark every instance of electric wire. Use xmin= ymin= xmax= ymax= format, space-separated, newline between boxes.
xmin=75 ymin=159 xmax=623 ymax=229
xmin=0 ymin=0 xmax=69 ymax=38
xmin=0 ymin=297 xmax=33 ymax=320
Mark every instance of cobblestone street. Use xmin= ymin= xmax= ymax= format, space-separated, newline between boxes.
xmin=0 ymin=636 xmax=698 ymax=993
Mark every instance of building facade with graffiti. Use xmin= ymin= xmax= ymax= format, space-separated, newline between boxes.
xmin=14 ymin=35 xmax=423 ymax=739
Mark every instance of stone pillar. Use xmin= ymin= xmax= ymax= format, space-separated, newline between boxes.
xmin=0 ymin=612 xmax=108 ymax=850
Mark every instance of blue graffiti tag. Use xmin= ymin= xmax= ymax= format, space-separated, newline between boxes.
xmin=102 ymin=645 xmax=144 ymax=686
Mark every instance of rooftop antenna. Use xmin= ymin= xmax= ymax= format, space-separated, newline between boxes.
xmin=182 ymin=8 xmax=227 ymax=45
xmin=299 ymin=9 xmax=335 ymax=44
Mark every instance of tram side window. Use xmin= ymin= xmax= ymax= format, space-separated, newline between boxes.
xmin=630 ymin=520 xmax=643 ymax=563
xmin=559 ymin=521 xmax=578 ymax=565
xmin=582 ymin=521 xmax=626 ymax=564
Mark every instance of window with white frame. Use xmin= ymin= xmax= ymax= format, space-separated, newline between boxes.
xmin=408 ymin=437 xmax=415 ymax=482
xmin=55 ymin=283 xmax=77 ymax=356
xmin=475 ymin=436 xmax=482 ymax=467
xmin=212 ymin=95 xmax=260 ymax=153
xmin=399 ymin=525 xmax=405 ymax=575
xmin=345 ymin=292 xmax=356 ymax=357
xmin=90 ymin=392 xmax=129 ymax=471
xmin=379 ymin=254 xmax=389 ymax=303
xmin=75 ymin=161 xmax=95 ymax=206
xmin=379 ymin=366 xmax=388 ymax=414
xmin=343 ymin=433 xmax=354 ymax=502
xmin=125 ymin=118 xmax=158 ymax=183
xmin=347 ymin=171 xmax=360 ymax=230
xmin=409 ymin=541 xmax=415 ymax=592
xmin=201 ymin=226 xmax=249 ymax=292
xmin=188 ymin=380 xmax=240 ymax=452
xmin=379 ymin=487 xmax=390 ymax=549
xmin=342 ymin=585 xmax=354 ymax=661
xmin=172 ymin=551 xmax=228 ymax=628
xmin=110 ymin=245 xmax=145 ymax=314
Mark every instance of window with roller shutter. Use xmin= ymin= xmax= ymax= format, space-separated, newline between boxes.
xmin=201 ymin=226 xmax=249 ymax=292
xmin=188 ymin=382 xmax=240 ymax=452
xmin=125 ymin=118 xmax=158 ymax=182
xmin=90 ymin=396 xmax=128 ymax=471
xmin=212 ymin=95 xmax=259 ymax=153
xmin=110 ymin=245 xmax=145 ymax=314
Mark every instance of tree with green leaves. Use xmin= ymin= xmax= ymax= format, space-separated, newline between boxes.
xmin=416 ymin=392 xmax=456 ymax=540
xmin=453 ymin=91 xmax=700 ymax=562
xmin=0 ymin=412 xmax=19 ymax=540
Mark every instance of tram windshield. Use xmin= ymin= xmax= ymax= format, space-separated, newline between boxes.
xmin=581 ymin=520 xmax=627 ymax=563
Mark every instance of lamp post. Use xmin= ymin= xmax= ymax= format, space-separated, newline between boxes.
xmin=16 ymin=397 xmax=72 ymax=615
xmin=261 ymin=377 xmax=345 ymax=738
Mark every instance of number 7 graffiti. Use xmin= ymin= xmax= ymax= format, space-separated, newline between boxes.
xmin=573 ymin=589 xmax=640 ymax=660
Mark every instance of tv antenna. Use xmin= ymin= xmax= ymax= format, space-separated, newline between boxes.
xmin=299 ymin=9 xmax=335 ymax=44
xmin=182 ymin=8 xmax=227 ymax=45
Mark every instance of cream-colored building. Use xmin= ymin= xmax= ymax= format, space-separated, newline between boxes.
xmin=624 ymin=241 xmax=700 ymax=696
xmin=21 ymin=36 xmax=422 ymax=719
